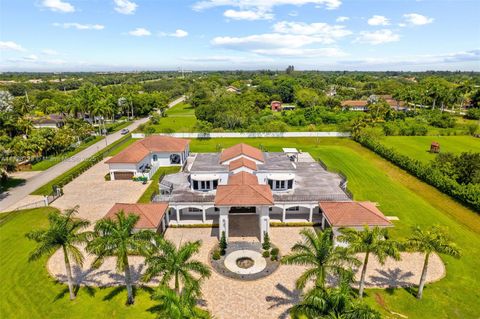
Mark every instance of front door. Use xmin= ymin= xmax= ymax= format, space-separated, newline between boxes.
xmin=229 ymin=206 xmax=256 ymax=214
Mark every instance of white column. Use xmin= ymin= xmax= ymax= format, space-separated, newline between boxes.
xmin=176 ymin=207 xmax=180 ymax=223
xmin=110 ymin=171 xmax=115 ymax=181
xmin=202 ymin=207 xmax=206 ymax=224
xmin=321 ymin=215 xmax=326 ymax=229
xmin=309 ymin=206 xmax=313 ymax=222
xmin=259 ymin=206 xmax=270 ymax=243
xmin=282 ymin=206 xmax=286 ymax=222
xmin=166 ymin=208 xmax=170 ymax=224
xmin=161 ymin=216 xmax=166 ymax=232
xmin=219 ymin=207 xmax=229 ymax=242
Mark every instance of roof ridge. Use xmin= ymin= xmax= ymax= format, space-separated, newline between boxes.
xmin=134 ymin=203 xmax=157 ymax=227
xmin=247 ymin=184 xmax=273 ymax=203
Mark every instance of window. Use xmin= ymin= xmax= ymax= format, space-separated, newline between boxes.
xmin=287 ymin=179 xmax=293 ymax=189
xmin=188 ymin=207 xmax=201 ymax=212
xmin=213 ymin=180 xmax=218 ymax=189
xmin=153 ymin=154 xmax=158 ymax=162
xmin=193 ymin=180 xmax=199 ymax=190
xmin=286 ymin=206 xmax=300 ymax=212
xmin=192 ymin=179 xmax=219 ymax=191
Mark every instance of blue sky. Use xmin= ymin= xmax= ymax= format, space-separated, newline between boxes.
xmin=0 ymin=0 xmax=479 ymax=71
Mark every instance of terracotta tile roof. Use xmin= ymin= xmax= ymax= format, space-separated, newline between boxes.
xmin=319 ymin=201 xmax=392 ymax=227
xmin=106 ymin=135 xmax=190 ymax=164
xmin=228 ymin=157 xmax=258 ymax=171
xmin=220 ymin=143 xmax=264 ymax=163
xmin=104 ymin=203 xmax=169 ymax=229
xmin=215 ymin=171 xmax=273 ymax=206
xmin=341 ymin=100 xmax=368 ymax=107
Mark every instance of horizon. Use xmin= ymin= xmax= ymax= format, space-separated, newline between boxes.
xmin=1 ymin=0 xmax=480 ymax=72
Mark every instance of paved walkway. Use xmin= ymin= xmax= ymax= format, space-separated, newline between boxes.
xmin=0 ymin=96 xmax=185 ymax=212
xmin=47 ymin=227 xmax=445 ymax=319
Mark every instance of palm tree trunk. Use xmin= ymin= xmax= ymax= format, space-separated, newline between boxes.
xmin=62 ymin=246 xmax=76 ymax=300
xmin=359 ymin=251 xmax=370 ymax=298
xmin=124 ymin=258 xmax=134 ymax=305
xmin=417 ymin=252 xmax=430 ymax=299
xmin=175 ymin=271 xmax=180 ymax=293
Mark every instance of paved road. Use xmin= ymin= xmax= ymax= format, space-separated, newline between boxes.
xmin=0 ymin=96 xmax=185 ymax=212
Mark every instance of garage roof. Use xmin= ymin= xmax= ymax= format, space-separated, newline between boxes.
xmin=104 ymin=202 xmax=169 ymax=229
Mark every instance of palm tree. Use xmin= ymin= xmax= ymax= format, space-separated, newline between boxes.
xmin=26 ymin=206 xmax=90 ymax=300
xmin=150 ymin=285 xmax=211 ymax=319
xmin=405 ymin=226 xmax=460 ymax=299
xmin=338 ymin=226 xmax=401 ymax=298
xmin=282 ymin=228 xmax=360 ymax=290
xmin=86 ymin=210 xmax=154 ymax=304
xmin=291 ymin=274 xmax=381 ymax=319
xmin=143 ymin=236 xmax=211 ymax=294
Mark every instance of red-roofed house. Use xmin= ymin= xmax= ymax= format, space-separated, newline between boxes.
xmin=106 ymin=135 xmax=190 ymax=180
xmin=271 ymin=101 xmax=282 ymax=111
xmin=105 ymin=202 xmax=170 ymax=232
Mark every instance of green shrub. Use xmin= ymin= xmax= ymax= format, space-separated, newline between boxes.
xmin=212 ymin=250 xmax=221 ymax=260
xmin=465 ymin=108 xmax=480 ymax=120
xmin=219 ymin=231 xmax=227 ymax=255
xmin=262 ymin=232 xmax=271 ymax=250
xmin=262 ymin=250 xmax=270 ymax=258
xmin=270 ymin=247 xmax=279 ymax=261
xmin=104 ymin=173 xmax=111 ymax=181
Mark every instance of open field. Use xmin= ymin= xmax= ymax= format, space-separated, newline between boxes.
xmin=151 ymin=102 xmax=198 ymax=133
xmin=382 ymin=136 xmax=480 ymax=163
xmin=1 ymin=137 xmax=479 ymax=318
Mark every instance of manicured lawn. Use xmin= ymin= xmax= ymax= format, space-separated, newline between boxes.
xmin=31 ymin=136 xmax=103 ymax=171
xmin=137 ymin=166 xmax=180 ymax=203
xmin=3 ymin=137 xmax=479 ymax=318
xmin=0 ymin=208 xmax=157 ymax=319
xmin=151 ymin=102 xmax=198 ymax=133
xmin=382 ymin=135 xmax=480 ymax=163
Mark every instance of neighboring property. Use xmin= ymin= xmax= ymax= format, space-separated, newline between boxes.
xmin=271 ymin=100 xmax=282 ymax=111
xmin=106 ymin=135 xmax=190 ymax=180
xmin=31 ymin=114 xmax=65 ymax=129
xmin=379 ymin=95 xmax=407 ymax=111
xmin=341 ymin=100 xmax=369 ymax=111
xmin=226 ymin=85 xmax=241 ymax=94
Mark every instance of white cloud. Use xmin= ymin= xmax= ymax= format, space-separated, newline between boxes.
xmin=41 ymin=0 xmax=75 ymax=13
xmin=288 ymin=11 xmax=299 ymax=17
xmin=41 ymin=49 xmax=59 ymax=55
xmin=355 ymin=29 xmax=400 ymax=45
xmin=22 ymin=54 xmax=39 ymax=62
xmin=128 ymin=28 xmax=151 ymax=36
xmin=194 ymin=0 xmax=342 ymax=11
xmin=224 ymin=9 xmax=274 ymax=20
xmin=272 ymin=21 xmax=352 ymax=40
xmin=403 ymin=13 xmax=434 ymax=25
xmin=0 ymin=41 xmax=26 ymax=52
xmin=114 ymin=0 xmax=138 ymax=15
xmin=367 ymin=15 xmax=390 ymax=26
xmin=336 ymin=16 xmax=349 ymax=22
xmin=53 ymin=22 xmax=105 ymax=30
xmin=252 ymin=47 xmax=347 ymax=58
xmin=160 ymin=29 xmax=189 ymax=37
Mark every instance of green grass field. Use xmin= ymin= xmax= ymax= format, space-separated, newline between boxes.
xmin=151 ymin=102 xmax=198 ymax=133
xmin=383 ymin=136 xmax=480 ymax=163
xmin=2 ymin=137 xmax=479 ymax=318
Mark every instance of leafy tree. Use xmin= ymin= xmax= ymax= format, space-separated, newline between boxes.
xmin=262 ymin=232 xmax=271 ymax=250
xmin=295 ymin=88 xmax=320 ymax=108
xmin=150 ymin=285 xmax=211 ymax=319
xmin=405 ymin=226 xmax=460 ymax=299
xmin=86 ymin=211 xmax=154 ymax=304
xmin=282 ymin=228 xmax=360 ymax=289
xmin=26 ymin=206 xmax=90 ymax=300
xmin=143 ymin=236 xmax=211 ymax=293
xmin=338 ymin=226 xmax=401 ymax=298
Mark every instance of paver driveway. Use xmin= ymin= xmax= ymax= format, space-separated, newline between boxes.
xmin=51 ymin=157 xmax=148 ymax=222
xmin=48 ymin=226 xmax=445 ymax=319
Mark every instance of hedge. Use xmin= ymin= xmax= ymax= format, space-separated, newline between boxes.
xmin=31 ymin=135 xmax=132 ymax=195
xmin=356 ymin=136 xmax=480 ymax=212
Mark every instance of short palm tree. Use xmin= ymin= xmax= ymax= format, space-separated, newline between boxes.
xmin=143 ymin=236 xmax=211 ymax=294
xmin=282 ymin=228 xmax=360 ymax=289
xmin=405 ymin=225 xmax=460 ymax=299
xmin=338 ymin=226 xmax=401 ymax=298
xmin=26 ymin=206 xmax=89 ymax=300
xmin=291 ymin=274 xmax=381 ymax=319
xmin=86 ymin=210 xmax=154 ymax=305
xmin=150 ymin=285 xmax=211 ymax=319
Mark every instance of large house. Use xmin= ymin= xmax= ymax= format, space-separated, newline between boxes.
xmin=104 ymin=138 xmax=393 ymax=243
xmin=106 ymin=135 xmax=190 ymax=180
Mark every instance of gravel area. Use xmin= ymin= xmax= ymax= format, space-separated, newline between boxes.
xmin=47 ymin=227 xmax=446 ymax=319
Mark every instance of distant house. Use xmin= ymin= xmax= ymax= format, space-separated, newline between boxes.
xmin=271 ymin=101 xmax=282 ymax=111
xmin=378 ymin=95 xmax=407 ymax=111
xmin=226 ymin=85 xmax=241 ymax=94
xmin=341 ymin=100 xmax=368 ymax=112
xmin=106 ymin=135 xmax=190 ymax=180
xmin=31 ymin=114 xmax=65 ymax=129
xmin=282 ymin=104 xmax=296 ymax=111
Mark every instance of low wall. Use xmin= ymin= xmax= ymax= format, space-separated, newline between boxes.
xmin=158 ymin=132 xmax=351 ymax=138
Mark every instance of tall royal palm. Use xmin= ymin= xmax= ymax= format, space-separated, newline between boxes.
xmin=405 ymin=226 xmax=460 ymax=299
xmin=338 ymin=226 xmax=401 ymax=298
xmin=26 ymin=206 xmax=90 ymax=300
xmin=86 ymin=210 xmax=154 ymax=304
xmin=282 ymin=228 xmax=360 ymax=289
xmin=143 ymin=236 xmax=211 ymax=293
xmin=150 ymin=285 xmax=211 ymax=319
xmin=291 ymin=274 xmax=381 ymax=319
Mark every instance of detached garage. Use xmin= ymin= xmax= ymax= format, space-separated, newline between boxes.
xmin=105 ymin=135 xmax=190 ymax=181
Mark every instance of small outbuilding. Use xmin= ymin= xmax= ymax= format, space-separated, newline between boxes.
xmin=271 ymin=101 xmax=282 ymax=111
xmin=430 ymin=142 xmax=440 ymax=153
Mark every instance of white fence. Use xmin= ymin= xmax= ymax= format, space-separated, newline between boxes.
xmin=150 ymin=132 xmax=351 ymax=139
